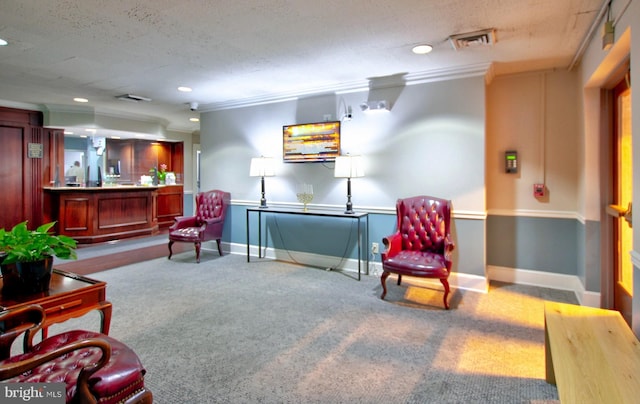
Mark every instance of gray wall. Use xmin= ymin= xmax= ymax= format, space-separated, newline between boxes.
xmin=201 ymin=76 xmax=486 ymax=212
xmin=201 ymin=76 xmax=488 ymax=278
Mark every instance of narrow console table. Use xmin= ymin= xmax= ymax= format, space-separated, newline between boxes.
xmin=246 ymin=207 xmax=369 ymax=280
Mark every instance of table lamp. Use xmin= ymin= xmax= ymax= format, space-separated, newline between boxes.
xmin=334 ymin=154 xmax=364 ymax=214
xmin=250 ymin=156 xmax=275 ymax=208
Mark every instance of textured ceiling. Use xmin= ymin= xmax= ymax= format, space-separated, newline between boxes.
xmin=0 ymin=0 xmax=604 ymax=136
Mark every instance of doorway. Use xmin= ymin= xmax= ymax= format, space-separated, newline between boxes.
xmin=611 ymin=73 xmax=632 ymax=325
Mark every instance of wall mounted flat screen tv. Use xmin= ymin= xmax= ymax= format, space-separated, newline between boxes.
xmin=283 ymin=121 xmax=340 ymax=163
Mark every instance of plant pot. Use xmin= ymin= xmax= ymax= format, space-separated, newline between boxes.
xmin=0 ymin=256 xmax=54 ymax=296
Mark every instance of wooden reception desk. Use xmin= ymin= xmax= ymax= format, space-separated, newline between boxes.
xmin=44 ymin=185 xmax=182 ymax=244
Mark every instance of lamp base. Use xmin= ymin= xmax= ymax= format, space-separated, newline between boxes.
xmin=344 ymin=200 xmax=354 ymax=214
xmin=259 ymin=176 xmax=268 ymax=208
xmin=344 ymin=178 xmax=355 ymax=214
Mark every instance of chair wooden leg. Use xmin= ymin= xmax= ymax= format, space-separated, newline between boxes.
xmin=168 ymin=240 xmax=174 ymax=260
xmin=397 ymin=274 xmax=402 ymax=285
xmin=440 ymin=278 xmax=450 ymax=310
xmin=195 ymin=242 xmax=201 ymax=263
xmin=124 ymin=387 xmax=153 ymax=404
xmin=216 ymin=239 xmax=223 ymax=256
xmin=380 ymin=271 xmax=390 ymax=299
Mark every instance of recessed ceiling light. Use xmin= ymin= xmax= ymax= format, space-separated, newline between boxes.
xmin=190 ymin=117 xmax=200 ymax=122
xmin=74 ymin=97 xmax=89 ymax=103
xmin=0 ymin=38 xmax=8 ymax=46
xmin=412 ymin=44 xmax=433 ymax=55
xmin=178 ymin=86 xmax=192 ymax=92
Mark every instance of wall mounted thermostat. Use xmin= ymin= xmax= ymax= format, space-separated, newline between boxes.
xmin=505 ymin=150 xmax=518 ymax=174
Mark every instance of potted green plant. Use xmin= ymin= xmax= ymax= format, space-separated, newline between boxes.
xmin=149 ymin=163 xmax=168 ymax=184
xmin=0 ymin=221 xmax=77 ymax=296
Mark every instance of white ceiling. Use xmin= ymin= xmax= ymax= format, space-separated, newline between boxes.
xmin=0 ymin=0 xmax=605 ymax=137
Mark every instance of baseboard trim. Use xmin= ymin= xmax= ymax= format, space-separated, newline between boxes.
xmin=214 ymin=242 xmax=599 ymax=305
xmin=224 ymin=242 xmax=489 ymax=292
xmin=487 ymin=265 xmax=600 ymax=307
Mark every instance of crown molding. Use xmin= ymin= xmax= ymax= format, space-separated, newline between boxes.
xmin=202 ymin=63 xmax=493 ymax=112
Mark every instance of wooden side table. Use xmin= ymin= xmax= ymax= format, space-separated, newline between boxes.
xmin=0 ymin=269 xmax=112 ymax=338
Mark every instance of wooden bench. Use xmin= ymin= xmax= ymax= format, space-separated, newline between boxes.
xmin=544 ymin=301 xmax=640 ymax=403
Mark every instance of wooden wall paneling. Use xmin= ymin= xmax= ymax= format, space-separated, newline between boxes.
xmin=105 ymin=139 xmax=182 ymax=184
xmin=0 ymin=107 xmax=43 ymax=229
xmin=0 ymin=106 xmax=40 ymax=126
xmin=172 ymin=142 xmax=184 ymax=176
xmin=157 ymin=185 xmax=184 ymax=228
xmin=0 ymin=107 xmax=65 ymax=230
xmin=42 ymin=129 xmax=65 ymax=229
xmin=123 ymin=142 xmax=134 ymax=181
xmin=134 ymin=140 xmax=157 ymax=179
xmin=0 ymin=124 xmax=26 ymax=230
xmin=157 ymin=143 xmax=171 ymax=171
xmin=27 ymin=126 xmax=44 ymax=226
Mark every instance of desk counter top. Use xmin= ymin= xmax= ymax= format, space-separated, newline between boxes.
xmin=43 ymin=184 xmax=183 ymax=191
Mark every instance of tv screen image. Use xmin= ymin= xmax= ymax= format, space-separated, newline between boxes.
xmin=283 ymin=121 xmax=340 ymax=162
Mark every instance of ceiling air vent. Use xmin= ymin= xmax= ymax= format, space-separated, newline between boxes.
xmin=116 ymin=94 xmax=152 ymax=102
xmin=448 ymin=28 xmax=497 ymax=51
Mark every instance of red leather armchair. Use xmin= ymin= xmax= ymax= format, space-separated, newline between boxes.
xmin=168 ymin=189 xmax=231 ymax=263
xmin=0 ymin=304 xmax=152 ymax=403
xmin=380 ymin=196 xmax=455 ymax=309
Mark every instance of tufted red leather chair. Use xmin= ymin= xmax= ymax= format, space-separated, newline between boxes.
xmin=0 ymin=304 xmax=152 ymax=403
xmin=380 ymin=196 xmax=455 ymax=309
xmin=168 ymin=189 xmax=231 ymax=263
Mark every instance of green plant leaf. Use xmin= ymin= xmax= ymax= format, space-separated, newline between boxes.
xmin=0 ymin=221 xmax=77 ymax=264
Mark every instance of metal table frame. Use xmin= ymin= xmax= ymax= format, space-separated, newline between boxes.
xmin=246 ymin=206 xmax=369 ymax=280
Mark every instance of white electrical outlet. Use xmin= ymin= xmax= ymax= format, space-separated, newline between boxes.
xmin=371 ymin=242 xmax=379 ymax=254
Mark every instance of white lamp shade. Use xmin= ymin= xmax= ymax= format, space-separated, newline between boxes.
xmin=334 ymin=155 xmax=364 ymax=178
xmin=250 ymin=157 xmax=276 ymax=177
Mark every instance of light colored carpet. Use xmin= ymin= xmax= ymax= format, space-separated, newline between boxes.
xmin=46 ymin=252 xmax=575 ymax=403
